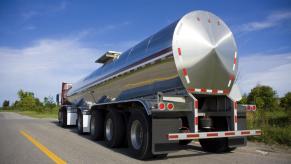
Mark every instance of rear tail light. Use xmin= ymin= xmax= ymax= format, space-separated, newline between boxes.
xmin=159 ymin=103 xmax=165 ymax=110
xmin=167 ymin=103 xmax=174 ymax=110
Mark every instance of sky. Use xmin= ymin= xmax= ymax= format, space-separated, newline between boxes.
xmin=0 ymin=0 xmax=291 ymax=103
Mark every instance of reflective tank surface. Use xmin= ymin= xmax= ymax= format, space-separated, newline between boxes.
xmin=67 ymin=10 xmax=238 ymax=104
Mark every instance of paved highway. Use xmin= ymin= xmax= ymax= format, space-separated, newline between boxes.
xmin=0 ymin=112 xmax=290 ymax=164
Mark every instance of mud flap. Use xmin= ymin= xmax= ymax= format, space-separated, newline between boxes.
xmin=152 ymin=118 xmax=181 ymax=154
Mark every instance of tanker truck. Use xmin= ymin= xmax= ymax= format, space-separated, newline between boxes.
xmin=57 ymin=10 xmax=261 ymax=159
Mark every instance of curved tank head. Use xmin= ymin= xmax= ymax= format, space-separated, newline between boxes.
xmin=172 ymin=11 xmax=238 ymax=94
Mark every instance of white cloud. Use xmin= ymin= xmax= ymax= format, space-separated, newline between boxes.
xmin=238 ymin=52 xmax=291 ymax=96
xmin=240 ymin=11 xmax=291 ymax=32
xmin=0 ymin=38 xmax=102 ymax=103
xmin=0 ymin=32 xmax=137 ymax=103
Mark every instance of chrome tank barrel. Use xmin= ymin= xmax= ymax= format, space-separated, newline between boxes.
xmin=67 ymin=11 xmax=238 ymax=103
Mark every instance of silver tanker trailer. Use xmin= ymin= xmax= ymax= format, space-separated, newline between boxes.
xmin=57 ymin=10 xmax=261 ymax=159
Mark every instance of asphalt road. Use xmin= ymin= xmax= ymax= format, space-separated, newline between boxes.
xmin=0 ymin=112 xmax=290 ymax=164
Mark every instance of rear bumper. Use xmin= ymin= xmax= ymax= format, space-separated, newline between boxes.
xmin=168 ymin=129 xmax=261 ymax=140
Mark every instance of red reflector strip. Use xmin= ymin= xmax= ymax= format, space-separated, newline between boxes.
xmin=223 ymin=90 xmax=229 ymax=94
xmin=234 ymin=102 xmax=238 ymax=109
xmin=194 ymin=101 xmax=198 ymax=109
xmin=234 ymin=115 xmax=238 ymax=123
xmin=241 ymin=131 xmax=250 ymax=135
xmin=230 ymin=75 xmax=235 ymax=80
xmin=207 ymin=133 xmax=218 ymax=137
xmin=234 ymin=57 xmax=237 ymax=64
xmin=225 ymin=132 xmax=235 ymax=136
xmin=187 ymin=87 xmax=195 ymax=92
xmin=212 ymin=89 xmax=218 ymax=94
xmin=182 ymin=68 xmax=188 ymax=76
xmin=187 ymin=134 xmax=199 ymax=138
xmin=201 ymin=88 xmax=206 ymax=92
xmin=168 ymin=134 xmax=178 ymax=139
xmin=194 ymin=117 xmax=198 ymax=125
xmin=256 ymin=130 xmax=261 ymax=135
xmin=178 ymin=48 xmax=182 ymax=56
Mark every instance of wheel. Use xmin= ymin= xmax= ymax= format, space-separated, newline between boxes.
xmin=199 ymin=138 xmax=232 ymax=153
xmin=127 ymin=109 xmax=152 ymax=160
xmin=58 ymin=109 xmax=67 ymax=127
xmin=179 ymin=140 xmax=192 ymax=145
xmin=77 ymin=111 xmax=83 ymax=134
xmin=104 ymin=111 xmax=125 ymax=148
xmin=90 ymin=110 xmax=104 ymax=140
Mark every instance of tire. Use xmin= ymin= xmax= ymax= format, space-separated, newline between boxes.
xmin=154 ymin=154 xmax=168 ymax=159
xmin=179 ymin=140 xmax=192 ymax=145
xmin=127 ymin=109 xmax=153 ymax=160
xmin=77 ymin=111 xmax=83 ymax=134
xmin=59 ymin=109 xmax=67 ymax=127
xmin=104 ymin=111 xmax=126 ymax=148
xmin=199 ymin=138 xmax=231 ymax=153
xmin=90 ymin=110 xmax=104 ymax=140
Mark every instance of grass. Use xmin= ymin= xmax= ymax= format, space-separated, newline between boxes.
xmin=247 ymin=109 xmax=291 ymax=147
xmin=0 ymin=109 xmax=58 ymax=119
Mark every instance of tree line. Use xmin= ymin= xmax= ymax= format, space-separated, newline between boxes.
xmin=1 ymin=89 xmax=58 ymax=113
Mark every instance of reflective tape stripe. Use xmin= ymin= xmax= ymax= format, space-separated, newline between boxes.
xmin=228 ymin=80 xmax=232 ymax=87
xmin=234 ymin=101 xmax=238 ymax=131
xmin=194 ymin=101 xmax=198 ymax=109
xmin=187 ymin=134 xmax=199 ymax=138
xmin=233 ymin=51 xmax=237 ymax=71
xmin=178 ymin=48 xmax=182 ymax=56
xmin=185 ymin=75 xmax=190 ymax=84
xmin=168 ymin=129 xmax=261 ymax=140
xmin=241 ymin=131 xmax=250 ymax=135
xmin=182 ymin=68 xmax=188 ymax=76
xmin=223 ymin=90 xmax=230 ymax=94
xmin=168 ymin=134 xmax=179 ymax=139
xmin=225 ymin=132 xmax=235 ymax=136
xmin=207 ymin=133 xmax=218 ymax=137
xmin=182 ymin=68 xmax=190 ymax=83
xmin=194 ymin=99 xmax=198 ymax=133
xmin=194 ymin=117 xmax=198 ymax=125
xmin=217 ymin=90 xmax=224 ymax=94
xmin=187 ymin=88 xmax=227 ymax=95
xmin=201 ymin=88 xmax=206 ymax=92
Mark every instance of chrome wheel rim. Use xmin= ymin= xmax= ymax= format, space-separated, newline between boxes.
xmin=130 ymin=120 xmax=143 ymax=150
xmin=105 ymin=118 xmax=113 ymax=141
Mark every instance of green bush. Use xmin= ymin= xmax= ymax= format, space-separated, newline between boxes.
xmin=247 ymin=109 xmax=291 ymax=146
